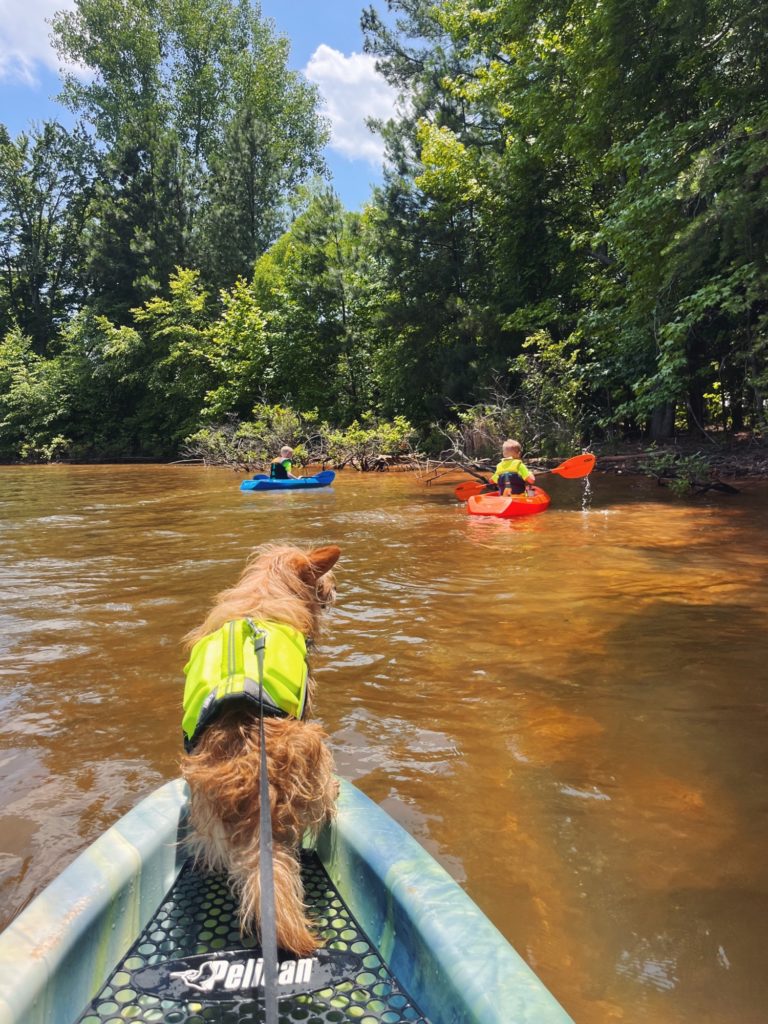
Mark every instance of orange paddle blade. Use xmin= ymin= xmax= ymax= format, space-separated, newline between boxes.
xmin=548 ymin=453 xmax=596 ymax=479
xmin=454 ymin=480 xmax=490 ymax=501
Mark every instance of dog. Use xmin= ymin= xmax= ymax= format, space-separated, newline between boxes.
xmin=180 ymin=543 xmax=341 ymax=955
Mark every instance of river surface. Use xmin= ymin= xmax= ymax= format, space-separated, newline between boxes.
xmin=1 ymin=464 xmax=767 ymax=1023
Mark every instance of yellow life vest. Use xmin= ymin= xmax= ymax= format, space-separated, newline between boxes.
xmin=491 ymin=457 xmax=530 ymax=483
xmin=182 ymin=618 xmax=308 ymax=751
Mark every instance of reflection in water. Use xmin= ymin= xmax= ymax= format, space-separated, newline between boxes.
xmin=1 ymin=465 xmax=767 ymax=1024
xmin=617 ymin=937 xmax=680 ymax=991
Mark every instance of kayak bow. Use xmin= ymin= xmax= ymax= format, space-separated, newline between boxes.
xmin=0 ymin=778 xmax=574 ymax=1024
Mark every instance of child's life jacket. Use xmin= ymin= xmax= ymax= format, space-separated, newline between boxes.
xmin=182 ymin=618 xmax=308 ymax=751
xmin=491 ymin=457 xmax=530 ymax=483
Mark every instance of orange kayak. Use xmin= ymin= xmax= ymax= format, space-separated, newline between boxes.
xmin=467 ymin=486 xmax=551 ymax=518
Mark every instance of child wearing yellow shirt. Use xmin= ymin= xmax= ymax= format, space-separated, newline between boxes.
xmin=491 ymin=439 xmax=536 ymax=496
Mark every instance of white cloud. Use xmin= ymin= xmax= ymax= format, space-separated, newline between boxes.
xmin=0 ymin=13 xmax=400 ymax=169
xmin=0 ymin=0 xmax=77 ymax=83
xmin=304 ymin=44 xmax=399 ymax=167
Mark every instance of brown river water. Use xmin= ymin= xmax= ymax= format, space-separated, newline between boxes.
xmin=1 ymin=464 xmax=767 ymax=1023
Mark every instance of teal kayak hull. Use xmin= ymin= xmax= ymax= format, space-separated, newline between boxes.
xmin=240 ymin=470 xmax=335 ymax=491
xmin=0 ymin=779 xmax=574 ymax=1024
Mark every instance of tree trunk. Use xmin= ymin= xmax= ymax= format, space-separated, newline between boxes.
xmin=649 ymin=401 xmax=675 ymax=440
xmin=686 ymin=384 xmax=706 ymax=434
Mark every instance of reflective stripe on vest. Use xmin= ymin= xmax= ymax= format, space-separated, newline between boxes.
xmin=182 ymin=618 xmax=308 ymax=749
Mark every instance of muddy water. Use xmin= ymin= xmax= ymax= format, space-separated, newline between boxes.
xmin=1 ymin=464 xmax=767 ymax=1023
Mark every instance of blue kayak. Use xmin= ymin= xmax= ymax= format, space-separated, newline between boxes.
xmin=240 ymin=470 xmax=335 ymax=492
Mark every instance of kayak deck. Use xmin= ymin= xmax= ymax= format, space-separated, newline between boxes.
xmin=467 ymin=486 xmax=551 ymax=518
xmin=76 ymin=851 xmax=429 ymax=1024
xmin=0 ymin=779 xmax=575 ymax=1024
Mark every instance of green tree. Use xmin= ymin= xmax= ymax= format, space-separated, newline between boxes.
xmin=53 ymin=0 xmax=189 ymax=318
xmin=53 ymin=311 xmax=157 ymax=457
xmin=571 ymin=0 xmax=768 ymax=434
xmin=252 ymin=187 xmax=377 ymax=422
xmin=52 ymin=0 xmax=328 ymax=311
xmin=195 ymin=20 xmax=329 ymax=288
xmin=82 ymin=130 xmax=188 ymax=322
xmin=130 ymin=266 xmax=214 ymax=444
xmin=0 ymin=122 xmax=95 ymax=351
xmin=197 ymin=277 xmax=269 ymax=420
xmin=363 ymin=0 xmax=577 ymax=426
xmin=366 ymin=0 xmax=768 ymax=436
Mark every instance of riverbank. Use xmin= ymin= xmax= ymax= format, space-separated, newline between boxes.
xmin=1 ymin=433 xmax=766 ymax=481
xmin=592 ymin=434 xmax=768 ymax=482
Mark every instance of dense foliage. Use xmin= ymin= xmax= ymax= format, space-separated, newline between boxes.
xmin=1 ymin=0 xmax=766 ymax=462
xmin=184 ymin=404 xmax=418 ymax=470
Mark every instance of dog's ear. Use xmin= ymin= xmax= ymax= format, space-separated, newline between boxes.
xmin=304 ymin=545 xmax=341 ymax=582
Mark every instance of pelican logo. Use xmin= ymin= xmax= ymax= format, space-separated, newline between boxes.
xmin=170 ymin=956 xmax=314 ymax=993
xmin=131 ymin=948 xmax=364 ymax=1002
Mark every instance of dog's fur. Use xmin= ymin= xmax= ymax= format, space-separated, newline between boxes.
xmin=180 ymin=543 xmax=340 ymax=955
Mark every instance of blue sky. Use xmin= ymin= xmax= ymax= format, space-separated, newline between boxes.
xmin=0 ymin=0 xmax=399 ymax=209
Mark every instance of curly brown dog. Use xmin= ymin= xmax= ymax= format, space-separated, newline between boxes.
xmin=180 ymin=543 xmax=340 ymax=955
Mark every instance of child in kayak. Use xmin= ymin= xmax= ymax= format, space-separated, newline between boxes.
xmin=492 ymin=439 xmax=536 ymax=496
xmin=269 ymin=445 xmax=298 ymax=480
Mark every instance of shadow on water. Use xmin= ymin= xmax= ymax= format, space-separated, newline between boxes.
xmin=0 ymin=465 xmax=767 ymax=1024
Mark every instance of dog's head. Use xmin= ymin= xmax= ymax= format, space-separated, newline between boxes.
xmin=259 ymin=544 xmax=340 ymax=617
xmin=299 ymin=545 xmax=340 ymax=611
xmin=186 ymin=544 xmax=341 ymax=646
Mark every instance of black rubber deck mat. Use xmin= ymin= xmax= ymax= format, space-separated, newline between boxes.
xmin=76 ymin=851 xmax=431 ymax=1024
